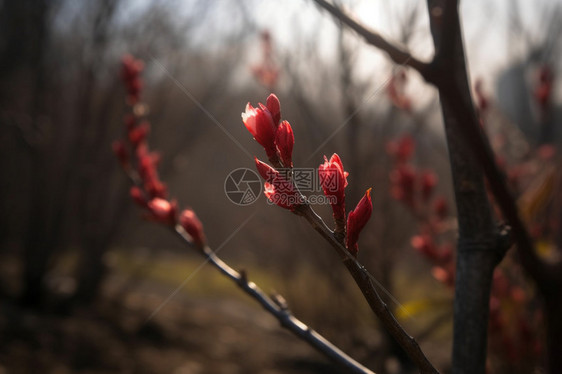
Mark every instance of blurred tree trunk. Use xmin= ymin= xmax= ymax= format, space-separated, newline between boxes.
xmin=0 ymin=0 xmax=55 ymax=307
xmin=70 ymin=0 xmax=120 ymax=306
xmin=426 ymin=1 xmax=505 ymax=373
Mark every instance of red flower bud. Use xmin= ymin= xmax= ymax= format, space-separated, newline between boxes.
xmin=138 ymin=154 xmax=157 ymax=182
xmin=431 ymin=266 xmax=454 ymax=286
xmin=138 ymin=152 xmax=166 ymax=199
xmin=130 ymin=186 xmax=147 ymax=208
xmin=387 ymin=70 xmax=412 ymax=112
xmin=254 ymin=157 xmax=278 ymax=182
xmin=180 ymin=208 xmax=206 ymax=246
xmin=255 ymin=158 xmax=300 ymax=210
xmin=346 ymin=188 xmax=373 ymax=256
xmin=147 ymin=198 xmax=177 ymax=225
xmin=145 ymin=178 xmax=167 ymax=199
xmin=319 ymin=153 xmax=348 ymax=221
xmin=121 ymin=54 xmax=144 ymax=80
xmin=128 ymin=121 xmax=150 ymax=148
xmin=266 ymin=93 xmax=281 ymax=125
xmin=420 ymin=171 xmax=437 ymax=201
xmin=433 ymin=196 xmax=448 ymax=220
xmin=121 ymin=54 xmax=144 ymax=104
xmin=275 ymin=120 xmax=294 ymax=168
xmin=135 ymin=142 xmax=149 ymax=159
xmin=390 ymin=164 xmax=416 ymax=207
xmin=392 ymin=134 xmax=415 ymax=163
xmin=263 ymin=181 xmax=301 ymax=211
xmin=148 ymin=151 xmax=161 ymax=167
xmin=242 ymin=102 xmax=277 ymax=160
xmin=411 ymin=234 xmax=437 ymax=259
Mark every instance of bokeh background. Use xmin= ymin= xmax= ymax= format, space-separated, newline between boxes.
xmin=0 ymin=0 xmax=560 ymax=373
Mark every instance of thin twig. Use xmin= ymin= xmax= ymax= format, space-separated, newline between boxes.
xmin=310 ymin=1 xmax=562 ymax=372
xmin=172 ymin=225 xmax=375 ymax=374
xmin=122 ymin=165 xmax=374 ymax=373
xmin=438 ymin=81 xmax=561 ymax=289
xmin=312 ymin=0 xmax=559 ymax=289
xmin=312 ymin=0 xmax=431 ymax=79
xmin=295 ymin=203 xmax=439 ymax=374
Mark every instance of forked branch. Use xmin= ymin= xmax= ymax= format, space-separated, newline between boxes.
xmin=311 ymin=1 xmax=562 ymax=373
xmin=116 ymin=55 xmax=375 ymax=374
xmin=313 ymin=0 xmax=431 ymax=79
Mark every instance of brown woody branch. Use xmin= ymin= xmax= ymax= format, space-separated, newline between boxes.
xmin=295 ymin=203 xmax=439 ymax=374
xmin=313 ymin=0 xmax=432 ymax=80
xmin=124 ymin=164 xmax=375 ymax=373
xmin=313 ymin=0 xmax=558 ymax=289
xmin=312 ymin=1 xmax=562 ymax=373
xmin=171 ymin=225 xmax=375 ymax=374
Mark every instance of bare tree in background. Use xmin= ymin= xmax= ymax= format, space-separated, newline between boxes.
xmin=0 ymin=0 xmax=252 ymax=308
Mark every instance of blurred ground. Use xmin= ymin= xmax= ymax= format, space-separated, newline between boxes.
xmin=0 ymin=272 xmax=343 ymax=374
xmin=0 ymin=249 xmax=451 ymax=374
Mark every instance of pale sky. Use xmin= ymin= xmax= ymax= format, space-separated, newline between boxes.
xmin=245 ymin=0 xmax=559 ymax=107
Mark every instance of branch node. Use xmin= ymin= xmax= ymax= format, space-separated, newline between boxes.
xmin=271 ymin=291 xmax=289 ymax=311
xmin=496 ymin=223 xmax=513 ymax=261
xmin=239 ymin=269 xmax=248 ymax=284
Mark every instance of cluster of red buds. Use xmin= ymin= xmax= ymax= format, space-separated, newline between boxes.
xmin=251 ymin=30 xmax=280 ymax=90
xmin=488 ymin=270 xmax=543 ymax=365
xmin=242 ymin=93 xmax=293 ymax=167
xmin=387 ymin=133 xmax=455 ymax=285
xmin=475 ymin=79 xmax=559 ymax=240
xmin=243 ymin=94 xmax=372 ymax=256
xmin=121 ymin=54 xmax=144 ymax=105
xmin=387 ymin=134 xmax=441 ymax=211
xmin=386 ymin=69 xmax=412 ymax=112
xmin=113 ymin=54 xmax=205 ymax=247
xmin=387 ymin=131 xmax=544 ymax=368
xmin=319 ymin=154 xmax=349 ymax=227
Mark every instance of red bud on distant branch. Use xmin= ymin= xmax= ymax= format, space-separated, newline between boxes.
xmin=180 ymin=209 xmax=206 ymax=247
xmin=130 ymin=186 xmax=147 ymax=208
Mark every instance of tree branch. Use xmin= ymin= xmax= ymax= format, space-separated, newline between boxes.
xmin=313 ymin=0 xmax=562 ymax=372
xmin=313 ymin=0 xmax=561 ymax=290
xmin=121 ymin=145 xmax=375 ymax=373
xmin=432 ymin=0 xmax=459 ymax=65
xmin=295 ymin=203 xmax=439 ymax=374
xmin=171 ymin=225 xmax=375 ymax=374
xmin=312 ymin=0 xmax=432 ymax=79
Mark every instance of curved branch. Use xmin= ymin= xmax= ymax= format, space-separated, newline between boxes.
xmin=123 ymin=163 xmax=374 ymax=373
xmin=295 ymin=204 xmax=439 ymax=374
xmin=172 ymin=225 xmax=375 ymax=374
xmin=313 ymin=0 xmax=562 ymax=372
